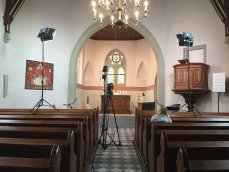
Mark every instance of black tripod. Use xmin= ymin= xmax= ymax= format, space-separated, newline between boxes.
xmin=91 ymin=66 xmax=121 ymax=171
xmin=32 ymin=28 xmax=57 ymax=115
xmin=99 ymin=92 xmax=121 ymax=149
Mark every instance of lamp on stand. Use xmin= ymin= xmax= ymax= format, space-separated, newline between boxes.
xmin=32 ymin=27 xmax=58 ymax=114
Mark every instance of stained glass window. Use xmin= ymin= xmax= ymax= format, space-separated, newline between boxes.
xmin=105 ymin=49 xmax=126 ymax=85
xmin=107 ymin=67 xmax=115 ymax=83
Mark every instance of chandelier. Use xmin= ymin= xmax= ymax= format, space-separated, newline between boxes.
xmin=91 ymin=0 xmax=149 ymax=28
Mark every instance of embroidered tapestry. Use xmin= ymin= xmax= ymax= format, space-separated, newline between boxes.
xmin=25 ymin=60 xmax=54 ymax=90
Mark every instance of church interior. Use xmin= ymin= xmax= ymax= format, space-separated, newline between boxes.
xmin=0 ymin=0 xmax=229 ymax=172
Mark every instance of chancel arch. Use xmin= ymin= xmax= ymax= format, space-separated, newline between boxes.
xmin=68 ymin=20 xmax=165 ymax=108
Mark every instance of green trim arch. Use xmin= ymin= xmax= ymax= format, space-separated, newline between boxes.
xmin=68 ymin=21 xmax=165 ymax=106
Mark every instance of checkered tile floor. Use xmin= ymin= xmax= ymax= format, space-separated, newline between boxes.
xmin=93 ymin=144 xmax=142 ymax=172
xmin=89 ymin=115 xmax=142 ymax=172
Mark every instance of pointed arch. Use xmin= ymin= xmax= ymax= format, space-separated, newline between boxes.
xmin=84 ymin=61 xmax=94 ymax=78
xmin=137 ymin=62 xmax=148 ymax=79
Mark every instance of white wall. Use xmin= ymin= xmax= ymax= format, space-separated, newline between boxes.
xmin=164 ymin=0 xmax=229 ymax=112
xmin=3 ymin=0 xmax=76 ymax=108
xmin=0 ymin=0 xmax=6 ymax=107
xmin=1 ymin=0 xmax=229 ymax=112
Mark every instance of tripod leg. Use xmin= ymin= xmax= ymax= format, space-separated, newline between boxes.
xmin=91 ymin=126 xmax=106 ymax=170
xmin=104 ymin=130 xmax=120 ymax=149
xmin=43 ymin=99 xmax=58 ymax=110
xmin=171 ymin=103 xmax=187 ymax=114
xmin=110 ymin=98 xmax=121 ymax=146
xmin=31 ymin=99 xmax=42 ymax=111
xmin=194 ymin=107 xmax=201 ymax=116
xmin=31 ymin=99 xmax=43 ymax=115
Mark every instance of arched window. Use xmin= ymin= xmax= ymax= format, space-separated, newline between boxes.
xmin=105 ymin=49 xmax=126 ymax=85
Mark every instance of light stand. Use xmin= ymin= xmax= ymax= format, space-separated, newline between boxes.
xmin=32 ymin=27 xmax=57 ymax=115
xmin=175 ymin=32 xmax=201 ymax=117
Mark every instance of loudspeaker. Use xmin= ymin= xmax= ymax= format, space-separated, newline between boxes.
xmin=3 ymin=74 xmax=8 ymax=97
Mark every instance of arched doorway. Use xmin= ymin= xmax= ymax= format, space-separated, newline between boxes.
xmin=68 ymin=21 xmax=165 ymax=107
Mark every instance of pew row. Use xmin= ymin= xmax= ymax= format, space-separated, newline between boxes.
xmin=176 ymin=148 xmax=229 ymax=172
xmin=0 ymin=108 xmax=99 ymax=172
xmin=0 ymin=128 xmax=75 ymax=172
xmin=0 ymin=146 xmax=61 ymax=172
xmin=157 ymin=131 xmax=229 ymax=172
xmin=136 ymin=112 xmax=229 ymax=171
xmin=0 ymin=114 xmax=92 ymax=164
xmin=0 ymin=108 xmax=99 ymax=154
xmin=0 ymin=119 xmax=84 ymax=172
xmin=148 ymin=122 xmax=229 ymax=172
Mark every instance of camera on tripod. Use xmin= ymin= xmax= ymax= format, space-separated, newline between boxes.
xmin=106 ymin=83 xmax=114 ymax=98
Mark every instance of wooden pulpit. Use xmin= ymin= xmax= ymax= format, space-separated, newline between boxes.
xmin=172 ymin=59 xmax=210 ymax=112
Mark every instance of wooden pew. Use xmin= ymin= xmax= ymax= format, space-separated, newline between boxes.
xmin=0 ymin=137 xmax=72 ymax=172
xmin=136 ymin=110 xmax=155 ymax=157
xmin=0 ymin=146 xmax=61 ymax=172
xmin=157 ymin=131 xmax=229 ymax=172
xmin=140 ymin=115 xmax=229 ymax=170
xmin=148 ymin=122 xmax=229 ymax=172
xmin=0 ymin=128 xmax=75 ymax=171
xmin=0 ymin=108 xmax=99 ymax=171
xmin=0 ymin=120 xmax=84 ymax=172
xmin=176 ymin=148 xmax=229 ymax=172
xmin=0 ymin=109 xmax=99 ymax=156
xmin=0 ymin=114 xmax=94 ymax=165
xmin=0 ymin=114 xmax=92 ymax=159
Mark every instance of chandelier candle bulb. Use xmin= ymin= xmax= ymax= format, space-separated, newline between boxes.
xmin=144 ymin=1 xmax=148 ymax=11
xmin=92 ymin=1 xmax=96 ymax=10
xmin=135 ymin=11 xmax=139 ymax=20
xmin=144 ymin=11 xmax=147 ymax=18
xmin=111 ymin=15 xmax=115 ymax=25
xmin=93 ymin=9 xmax=97 ymax=20
xmin=125 ymin=15 xmax=129 ymax=24
xmin=106 ymin=0 xmax=109 ymax=11
xmin=99 ymin=13 xmax=103 ymax=24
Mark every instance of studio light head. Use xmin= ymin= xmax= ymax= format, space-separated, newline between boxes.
xmin=38 ymin=27 xmax=56 ymax=41
xmin=176 ymin=32 xmax=194 ymax=47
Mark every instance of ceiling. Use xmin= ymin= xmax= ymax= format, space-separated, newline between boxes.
xmin=90 ymin=25 xmax=144 ymax=40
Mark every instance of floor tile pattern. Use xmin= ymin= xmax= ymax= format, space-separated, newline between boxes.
xmin=91 ymin=115 xmax=142 ymax=172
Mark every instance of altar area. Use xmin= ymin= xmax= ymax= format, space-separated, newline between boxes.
xmin=101 ymin=95 xmax=131 ymax=114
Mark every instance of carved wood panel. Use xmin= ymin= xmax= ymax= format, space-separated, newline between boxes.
xmin=101 ymin=95 xmax=131 ymax=114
